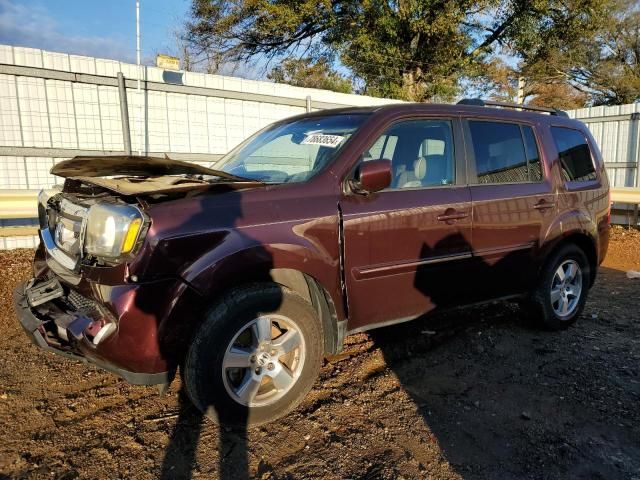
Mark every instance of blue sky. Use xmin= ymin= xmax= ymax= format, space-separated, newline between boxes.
xmin=0 ymin=0 xmax=191 ymax=63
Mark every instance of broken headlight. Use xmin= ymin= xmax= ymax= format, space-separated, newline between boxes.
xmin=84 ymin=203 xmax=143 ymax=258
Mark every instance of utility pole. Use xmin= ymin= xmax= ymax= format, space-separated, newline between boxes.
xmin=136 ymin=0 xmax=142 ymax=155
xmin=117 ymin=72 xmax=132 ymax=155
xmin=516 ymin=76 xmax=525 ymax=105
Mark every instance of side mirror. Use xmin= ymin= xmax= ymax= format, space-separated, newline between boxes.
xmin=351 ymin=159 xmax=392 ymax=194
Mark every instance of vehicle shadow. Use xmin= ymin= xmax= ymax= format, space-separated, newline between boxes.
xmin=140 ymin=200 xmax=620 ymax=479
xmin=365 ymin=235 xmax=537 ymax=476
xmin=364 ymin=241 xmax=636 ymax=478
xmin=367 ymin=300 xmax=537 ymax=477
xmin=151 ymin=224 xmax=536 ymax=478
xmin=133 ymin=186 xmax=282 ymax=480
xmin=159 ymin=389 xmax=248 ymax=479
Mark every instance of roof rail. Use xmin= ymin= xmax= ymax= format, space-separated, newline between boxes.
xmin=456 ymin=98 xmax=569 ymax=117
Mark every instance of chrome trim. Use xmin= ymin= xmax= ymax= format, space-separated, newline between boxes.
xmin=41 ymin=226 xmax=78 ymax=270
xmin=58 ymin=198 xmax=88 ymax=220
xmin=39 ymin=190 xmax=87 ymax=269
xmin=472 ymin=242 xmax=535 ymax=258
xmin=353 ymin=252 xmax=473 ymax=280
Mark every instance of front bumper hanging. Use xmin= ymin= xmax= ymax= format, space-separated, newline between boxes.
xmin=13 ymin=279 xmax=172 ymax=385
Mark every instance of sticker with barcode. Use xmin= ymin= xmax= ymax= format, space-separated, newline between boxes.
xmin=301 ymin=134 xmax=345 ymax=148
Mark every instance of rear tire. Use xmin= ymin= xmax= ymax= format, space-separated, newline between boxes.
xmin=527 ymin=244 xmax=591 ymax=330
xmin=183 ymin=283 xmax=323 ymax=426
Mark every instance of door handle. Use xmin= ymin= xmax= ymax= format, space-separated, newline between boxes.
xmin=533 ymin=200 xmax=555 ymax=210
xmin=437 ymin=210 xmax=469 ymax=223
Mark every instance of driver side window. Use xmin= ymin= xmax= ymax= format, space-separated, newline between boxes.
xmin=363 ymin=119 xmax=455 ymax=189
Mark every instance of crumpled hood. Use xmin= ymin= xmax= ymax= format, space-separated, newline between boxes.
xmin=52 ymin=155 xmax=226 ymax=178
xmin=51 ymin=155 xmax=262 ymax=196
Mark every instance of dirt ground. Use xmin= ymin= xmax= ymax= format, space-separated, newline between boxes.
xmin=1 ymin=228 xmax=639 ymax=480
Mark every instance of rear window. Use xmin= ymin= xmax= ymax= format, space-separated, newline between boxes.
xmin=468 ymin=121 xmax=542 ymax=184
xmin=550 ymin=127 xmax=596 ymax=182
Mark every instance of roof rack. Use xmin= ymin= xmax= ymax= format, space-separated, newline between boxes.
xmin=456 ymin=98 xmax=569 ymax=117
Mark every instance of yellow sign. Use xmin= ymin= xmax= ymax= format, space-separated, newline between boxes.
xmin=156 ymin=54 xmax=180 ymax=71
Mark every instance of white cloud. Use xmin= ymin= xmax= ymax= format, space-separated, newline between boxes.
xmin=0 ymin=0 xmax=133 ymax=61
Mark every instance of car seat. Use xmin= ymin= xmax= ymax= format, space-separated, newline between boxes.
xmin=396 ymin=157 xmax=427 ymax=188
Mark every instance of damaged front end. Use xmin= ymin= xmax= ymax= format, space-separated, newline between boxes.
xmin=13 ymin=277 xmax=173 ymax=385
xmin=12 ymin=155 xmax=239 ymax=384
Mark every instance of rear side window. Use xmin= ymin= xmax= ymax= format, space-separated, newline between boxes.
xmin=550 ymin=127 xmax=596 ymax=182
xmin=468 ymin=121 xmax=542 ymax=184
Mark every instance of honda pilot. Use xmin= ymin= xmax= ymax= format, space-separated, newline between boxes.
xmin=14 ymin=99 xmax=610 ymax=425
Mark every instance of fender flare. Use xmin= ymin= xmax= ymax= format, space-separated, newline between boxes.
xmin=180 ymin=243 xmax=346 ymax=355
xmin=539 ymin=208 xmax=599 ymax=285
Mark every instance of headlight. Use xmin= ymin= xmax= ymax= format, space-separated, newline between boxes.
xmin=84 ymin=203 xmax=143 ymax=258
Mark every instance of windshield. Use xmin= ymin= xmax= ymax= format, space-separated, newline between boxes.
xmin=213 ymin=114 xmax=370 ymax=183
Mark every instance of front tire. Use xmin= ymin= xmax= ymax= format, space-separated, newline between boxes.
xmin=183 ymin=283 xmax=323 ymax=426
xmin=528 ymin=244 xmax=591 ymax=330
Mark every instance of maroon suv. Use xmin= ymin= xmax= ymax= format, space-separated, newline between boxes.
xmin=14 ymin=99 xmax=610 ymax=425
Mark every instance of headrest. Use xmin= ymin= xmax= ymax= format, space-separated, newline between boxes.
xmin=414 ymin=157 xmax=427 ymax=180
xmin=428 ymin=127 xmax=447 ymax=143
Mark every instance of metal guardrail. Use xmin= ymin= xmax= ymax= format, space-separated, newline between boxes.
xmin=0 ymin=147 xmax=224 ymax=163
xmin=0 ymin=190 xmax=39 ymax=238
xmin=0 ymin=190 xmax=39 ymax=219
xmin=0 ymin=226 xmax=38 ymax=238
xmin=611 ymin=187 xmax=640 ymax=225
xmin=0 ymin=187 xmax=638 ymax=237
xmin=610 ymin=187 xmax=640 ymax=204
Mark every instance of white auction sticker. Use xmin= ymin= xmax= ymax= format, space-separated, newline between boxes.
xmin=301 ymin=133 xmax=345 ymax=148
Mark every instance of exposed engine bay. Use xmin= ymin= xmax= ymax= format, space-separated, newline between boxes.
xmin=39 ymin=155 xmax=263 ymax=271
xmin=50 ymin=155 xmax=262 ymax=196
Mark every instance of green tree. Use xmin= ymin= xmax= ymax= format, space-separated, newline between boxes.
xmin=516 ymin=0 xmax=640 ymax=105
xmin=475 ymin=58 xmax=588 ymax=108
xmin=267 ymin=57 xmax=352 ymax=93
xmin=186 ymin=0 xmax=621 ymax=103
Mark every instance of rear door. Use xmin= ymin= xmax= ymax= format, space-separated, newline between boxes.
xmin=463 ymin=119 xmax=556 ymax=300
xmin=340 ymin=117 xmax=474 ymax=332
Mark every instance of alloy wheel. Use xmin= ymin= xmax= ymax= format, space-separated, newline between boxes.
xmin=221 ymin=314 xmax=306 ymax=407
xmin=550 ymin=259 xmax=583 ymax=319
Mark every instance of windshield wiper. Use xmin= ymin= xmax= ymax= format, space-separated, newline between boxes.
xmin=203 ymin=169 xmax=265 ymax=183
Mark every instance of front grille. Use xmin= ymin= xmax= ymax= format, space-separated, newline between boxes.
xmin=39 ymin=192 xmax=88 ymax=268
xmin=67 ymin=289 xmax=98 ymax=314
xmin=53 ymin=198 xmax=87 ymax=258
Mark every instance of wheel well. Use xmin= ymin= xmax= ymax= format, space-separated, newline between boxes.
xmin=547 ymin=233 xmax=598 ymax=286
xmin=269 ymin=269 xmax=343 ymax=356
xmin=209 ymin=267 xmax=342 ymax=356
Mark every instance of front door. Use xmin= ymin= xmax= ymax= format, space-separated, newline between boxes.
xmin=340 ymin=118 xmax=473 ymax=332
